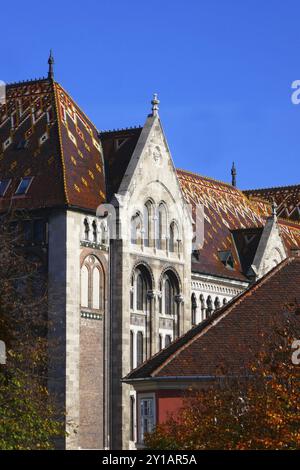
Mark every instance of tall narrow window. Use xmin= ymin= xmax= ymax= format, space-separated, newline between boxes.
xmin=136 ymin=273 xmax=145 ymax=311
xmin=130 ymin=330 xmax=134 ymax=370
xmin=169 ymin=221 xmax=179 ymax=253
xmin=214 ymin=297 xmax=221 ymax=310
xmin=164 ymin=278 xmax=173 ymax=315
xmin=165 ymin=335 xmax=172 ymax=347
xmin=81 ymin=265 xmax=89 ymax=308
xmin=137 ymin=332 xmax=144 ymax=366
xmin=157 ymin=203 xmax=167 ymax=250
xmin=159 ymin=334 xmax=163 ymax=350
xmin=143 ymin=201 xmax=152 ymax=247
xmin=131 ymin=213 xmax=142 ymax=245
xmin=130 ymin=275 xmax=134 ymax=310
xmin=130 ymin=395 xmax=135 ymax=441
xmin=92 ymin=268 xmax=100 ymax=309
xmin=140 ymin=398 xmax=154 ymax=443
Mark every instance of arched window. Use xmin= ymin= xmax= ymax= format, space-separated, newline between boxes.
xmin=143 ymin=201 xmax=153 ymax=247
xmin=223 ymin=298 xmax=227 ymax=306
xmin=130 ymin=265 xmax=152 ymax=312
xmin=191 ymin=293 xmax=197 ymax=325
xmin=161 ymin=271 xmax=180 ymax=317
xmin=137 ymin=331 xmax=144 ymax=366
xmin=130 ymin=331 xmax=134 ymax=370
xmin=80 ymin=255 xmax=104 ymax=311
xmin=136 ymin=272 xmax=146 ymax=311
xmin=92 ymin=267 xmax=101 ymax=309
xmin=214 ymin=297 xmax=221 ymax=310
xmin=164 ymin=278 xmax=174 ymax=315
xmin=206 ymin=296 xmax=213 ymax=317
xmin=169 ymin=221 xmax=179 ymax=253
xmin=131 ymin=212 xmax=143 ymax=245
xmin=165 ymin=335 xmax=172 ymax=347
xmin=157 ymin=203 xmax=167 ymax=250
xmin=159 ymin=334 xmax=163 ymax=350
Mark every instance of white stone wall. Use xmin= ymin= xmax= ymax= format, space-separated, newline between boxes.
xmin=191 ymin=272 xmax=249 ymax=323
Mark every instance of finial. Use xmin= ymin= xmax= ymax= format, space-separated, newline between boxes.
xmin=48 ymin=50 xmax=54 ymax=80
xmin=272 ymin=198 xmax=278 ymax=219
xmin=151 ymin=93 xmax=160 ymax=116
xmin=231 ymin=162 xmax=237 ymax=187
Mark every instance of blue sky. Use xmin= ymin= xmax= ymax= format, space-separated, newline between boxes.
xmin=1 ymin=0 xmax=300 ymax=189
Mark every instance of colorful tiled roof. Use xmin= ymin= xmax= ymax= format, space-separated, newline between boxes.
xmin=0 ymin=79 xmax=106 ymax=211
xmin=244 ymin=185 xmax=300 ymax=222
xmin=124 ymin=256 xmax=300 ymax=381
xmin=177 ymin=169 xmax=300 ymax=279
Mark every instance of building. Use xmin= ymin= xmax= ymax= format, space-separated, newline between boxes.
xmin=124 ymin=256 xmax=300 ymax=445
xmin=0 ymin=55 xmax=300 ymax=449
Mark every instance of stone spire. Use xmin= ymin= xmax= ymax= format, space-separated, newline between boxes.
xmin=151 ymin=93 xmax=160 ymax=116
xmin=231 ymin=162 xmax=237 ymax=187
xmin=48 ymin=50 xmax=54 ymax=80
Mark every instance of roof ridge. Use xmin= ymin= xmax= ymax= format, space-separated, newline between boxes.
xmin=177 ymin=168 xmax=231 ymax=187
xmin=132 ymin=257 xmax=294 ymax=380
xmin=99 ymin=126 xmax=143 ymax=134
xmin=244 ymin=183 xmax=300 ymax=193
xmin=6 ymin=77 xmax=49 ymax=87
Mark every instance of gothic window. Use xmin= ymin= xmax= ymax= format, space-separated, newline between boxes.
xmin=164 ymin=278 xmax=173 ymax=316
xmin=131 ymin=212 xmax=143 ymax=245
xmin=143 ymin=200 xmax=153 ymax=248
xmin=159 ymin=334 xmax=163 ymax=350
xmin=223 ymin=298 xmax=227 ymax=306
xmin=136 ymin=273 xmax=146 ymax=311
xmin=165 ymin=335 xmax=172 ymax=347
xmin=130 ymin=395 xmax=135 ymax=441
xmin=157 ymin=203 xmax=167 ymax=250
xmin=80 ymin=255 xmax=104 ymax=311
xmin=169 ymin=221 xmax=179 ymax=253
xmin=137 ymin=331 xmax=144 ymax=366
xmin=191 ymin=293 xmax=197 ymax=325
xmin=130 ymin=330 xmax=134 ymax=370
xmin=81 ymin=264 xmax=89 ymax=308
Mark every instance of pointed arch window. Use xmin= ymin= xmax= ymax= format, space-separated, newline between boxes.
xmin=80 ymin=255 xmax=104 ymax=311
xmin=137 ymin=331 xmax=144 ymax=366
xmin=143 ymin=201 xmax=153 ymax=247
xmin=169 ymin=221 xmax=179 ymax=253
xmin=131 ymin=212 xmax=143 ymax=245
xmin=157 ymin=203 xmax=167 ymax=250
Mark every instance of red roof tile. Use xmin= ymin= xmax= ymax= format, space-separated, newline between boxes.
xmin=124 ymin=257 xmax=300 ymax=381
xmin=0 ymin=79 xmax=106 ymax=212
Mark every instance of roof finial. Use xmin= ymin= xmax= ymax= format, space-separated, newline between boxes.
xmin=48 ymin=50 xmax=54 ymax=80
xmin=272 ymin=198 xmax=278 ymax=219
xmin=151 ymin=93 xmax=160 ymax=116
xmin=231 ymin=161 xmax=237 ymax=187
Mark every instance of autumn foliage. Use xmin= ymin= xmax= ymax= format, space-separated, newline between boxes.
xmin=0 ymin=211 xmax=65 ymax=449
xmin=146 ymin=324 xmax=300 ymax=450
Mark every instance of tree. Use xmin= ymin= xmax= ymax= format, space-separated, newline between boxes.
xmin=145 ymin=320 xmax=300 ymax=450
xmin=0 ymin=210 xmax=65 ymax=449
